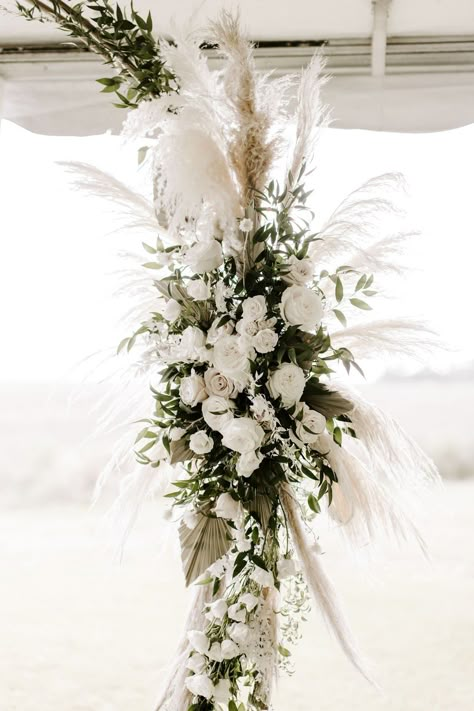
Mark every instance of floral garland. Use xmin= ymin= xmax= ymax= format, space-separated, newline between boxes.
xmin=18 ymin=5 xmax=441 ymax=710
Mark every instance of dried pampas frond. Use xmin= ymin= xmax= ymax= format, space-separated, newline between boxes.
xmin=58 ymin=161 xmax=158 ymax=235
xmin=280 ymin=485 xmax=374 ymax=683
xmin=312 ymin=173 xmax=407 ymax=265
xmin=289 ymin=53 xmax=330 ymax=182
xmin=209 ymin=11 xmax=279 ymax=198
xmin=341 ymin=386 xmax=441 ymax=493
xmin=317 ymin=433 xmax=427 ymax=553
xmin=330 ymin=319 xmax=441 ymax=361
xmin=155 ymin=584 xmax=212 ymax=711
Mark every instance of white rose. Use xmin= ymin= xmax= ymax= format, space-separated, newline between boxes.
xmin=179 ymin=374 xmax=208 ymax=407
xmin=242 ymin=295 xmax=267 ymax=321
xmin=207 ymin=317 xmax=234 ymax=345
xmin=189 ymin=430 xmax=214 ymax=455
xmin=204 ymin=368 xmax=240 ymax=399
xmin=251 ymin=566 xmax=274 ymax=589
xmin=280 ymin=284 xmax=323 ymax=332
xmin=202 ymin=396 xmax=234 ymax=432
xmin=185 ymin=674 xmax=214 ymax=700
xmin=221 ymin=418 xmax=264 ymax=455
xmin=214 ymin=678 xmax=232 ymax=705
xmin=215 ymin=492 xmax=242 ymax=520
xmin=228 ymin=603 xmax=246 ymax=623
xmin=188 ymin=630 xmax=209 ymax=655
xmin=170 ymin=426 xmax=186 ymax=441
xmin=180 ymin=326 xmax=207 ymax=361
xmin=162 ymin=298 xmax=182 ymax=322
xmin=294 ymin=403 xmax=326 ymax=443
xmin=186 ymin=653 xmax=206 ymax=674
xmin=205 ymin=598 xmax=227 ymax=621
xmin=277 ymin=557 xmax=299 ymax=579
xmin=184 ymin=239 xmax=224 ymax=274
xmin=212 ymin=335 xmax=252 ymax=381
xmin=220 ymin=639 xmax=240 ymax=660
xmin=267 ymin=362 xmax=306 ymax=407
xmin=227 ymin=623 xmax=251 ymax=647
xmin=187 ymin=279 xmax=210 ymax=301
xmin=252 ymin=328 xmax=278 ymax=354
xmin=282 ymin=255 xmax=314 ymax=285
xmin=236 ymin=451 xmax=263 ymax=477
xmin=240 ymin=593 xmax=259 ymax=611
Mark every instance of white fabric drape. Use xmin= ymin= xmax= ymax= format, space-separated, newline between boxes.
xmin=1 ymin=55 xmax=474 ymax=135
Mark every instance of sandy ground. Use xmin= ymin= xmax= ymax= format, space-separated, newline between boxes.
xmin=1 ymin=481 xmax=473 ymax=711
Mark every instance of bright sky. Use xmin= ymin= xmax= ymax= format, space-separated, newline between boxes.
xmin=0 ymin=119 xmax=473 ymax=383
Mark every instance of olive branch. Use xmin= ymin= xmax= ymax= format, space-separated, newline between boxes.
xmin=16 ymin=0 xmax=178 ymax=107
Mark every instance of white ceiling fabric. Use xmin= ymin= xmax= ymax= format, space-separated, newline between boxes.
xmin=1 ymin=0 xmax=474 ymax=135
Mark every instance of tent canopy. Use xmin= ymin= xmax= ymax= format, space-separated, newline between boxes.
xmin=1 ymin=0 xmax=473 ymax=135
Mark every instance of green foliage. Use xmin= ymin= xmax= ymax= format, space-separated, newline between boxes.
xmin=16 ymin=0 xmax=178 ymax=107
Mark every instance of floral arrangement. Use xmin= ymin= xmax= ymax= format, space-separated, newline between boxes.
xmin=18 ymin=4 xmax=441 ymax=711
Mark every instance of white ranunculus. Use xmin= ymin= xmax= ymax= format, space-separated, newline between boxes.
xmin=189 ymin=430 xmax=214 ymax=455
xmin=214 ymin=280 xmax=232 ymax=313
xmin=221 ymin=418 xmax=264 ymax=455
xmin=205 ymin=598 xmax=227 ymax=621
xmin=239 ymin=217 xmax=253 ymax=232
xmin=215 ymin=492 xmax=242 ymax=521
xmin=227 ymin=622 xmax=251 ymax=647
xmin=148 ymin=438 xmax=168 ymax=462
xmin=251 ymin=566 xmax=274 ymax=588
xmin=280 ymin=284 xmax=323 ymax=332
xmin=184 ymin=239 xmax=224 ymax=274
xmin=214 ymin=678 xmax=232 ymax=705
xmin=277 ymin=557 xmax=299 ymax=580
xmin=180 ymin=326 xmax=207 ymax=361
xmin=185 ymin=673 xmax=214 ymax=700
xmin=250 ymin=394 xmax=274 ymax=423
xmin=187 ymin=279 xmax=210 ymax=301
xmin=186 ymin=653 xmax=206 ymax=674
xmin=201 ymin=396 xmax=234 ymax=432
xmin=242 ymin=295 xmax=267 ymax=321
xmin=252 ymin=328 xmax=278 ymax=354
xmin=207 ymin=642 xmax=223 ymax=662
xmin=240 ymin=593 xmax=259 ymax=612
xmin=235 ymin=318 xmax=259 ymax=340
xmin=204 ymin=368 xmax=240 ymax=399
xmin=188 ymin=630 xmax=209 ymax=655
xmin=220 ymin=639 xmax=240 ymax=660
xmin=207 ymin=557 xmax=227 ymax=578
xmin=212 ymin=335 xmax=252 ymax=381
xmin=207 ymin=317 xmax=235 ymax=345
xmin=294 ymin=403 xmax=326 ymax=443
xmin=282 ymin=255 xmax=314 ymax=285
xmin=179 ymin=374 xmax=208 ymax=407
xmin=183 ymin=510 xmax=200 ymax=530
xmin=169 ymin=426 xmax=186 ymax=441
xmin=162 ymin=298 xmax=182 ymax=322
xmin=236 ymin=451 xmax=263 ymax=477
xmin=267 ymin=362 xmax=306 ymax=407
xmin=228 ymin=603 xmax=246 ymax=623
xmin=234 ymin=528 xmax=251 ymax=552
